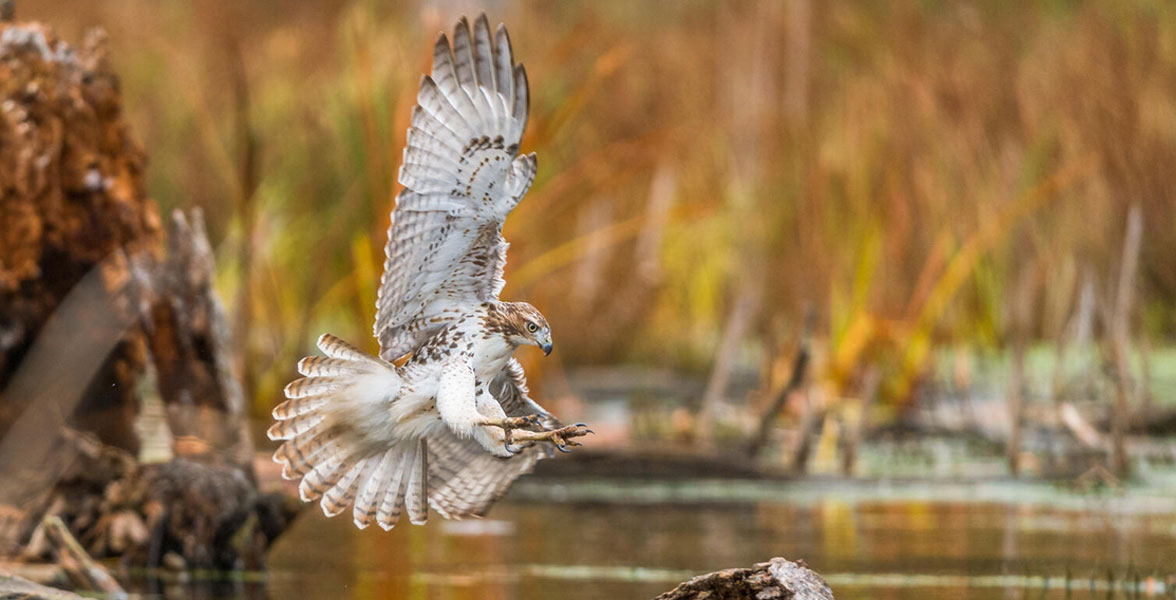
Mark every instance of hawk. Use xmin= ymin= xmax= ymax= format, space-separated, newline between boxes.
xmin=268 ymin=14 xmax=590 ymax=530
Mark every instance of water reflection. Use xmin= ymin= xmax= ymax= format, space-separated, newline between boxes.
xmin=252 ymin=488 xmax=1176 ymax=600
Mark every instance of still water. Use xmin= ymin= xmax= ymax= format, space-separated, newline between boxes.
xmin=217 ymin=478 xmax=1176 ymax=600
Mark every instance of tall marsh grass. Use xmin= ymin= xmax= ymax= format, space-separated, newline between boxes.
xmin=23 ymin=0 xmax=1176 ymax=417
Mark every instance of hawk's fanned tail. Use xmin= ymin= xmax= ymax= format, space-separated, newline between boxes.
xmin=270 ymin=334 xmax=430 ymax=529
xmin=270 ymin=333 xmax=559 ymax=528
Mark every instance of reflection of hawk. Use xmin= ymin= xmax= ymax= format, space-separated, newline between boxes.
xmin=268 ymin=15 xmax=589 ymax=530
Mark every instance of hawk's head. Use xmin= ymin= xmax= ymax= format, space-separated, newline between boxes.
xmin=493 ymin=302 xmax=553 ymax=355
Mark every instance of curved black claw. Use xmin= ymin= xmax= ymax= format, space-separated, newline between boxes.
xmin=503 ymin=441 xmax=520 ymax=455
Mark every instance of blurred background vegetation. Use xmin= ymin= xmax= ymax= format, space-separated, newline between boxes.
xmin=22 ymin=0 xmax=1176 ymax=445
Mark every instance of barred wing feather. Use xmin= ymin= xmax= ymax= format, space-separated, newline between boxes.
xmin=426 ymin=360 xmax=557 ymax=518
xmin=375 ymin=14 xmax=536 ymax=361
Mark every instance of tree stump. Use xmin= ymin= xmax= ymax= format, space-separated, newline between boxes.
xmin=0 ymin=21 xmax=160 ymax=455
xmin=0 ymin=19 xmax=287 ymax=570
xmin=0 ymin=17 xmax=252 ymax=472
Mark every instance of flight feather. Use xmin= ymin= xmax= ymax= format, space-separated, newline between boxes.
xmin=374 ymin=14 xmax=535 ymax=362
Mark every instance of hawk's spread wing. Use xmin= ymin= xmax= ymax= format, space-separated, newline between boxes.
xmin=374 ymin=14 xmax=535 ymax=362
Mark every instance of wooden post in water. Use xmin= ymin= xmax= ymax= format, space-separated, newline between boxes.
xmin=1006 ymin=263 xmax=1036 ymax=476
xmin=1109 ymin=205 xmax=1143 ymax=478
xmin=841 ymin=365 xmax=878 ymax=476
xmin=1007 ymin=341 xmax=1025 ymax=476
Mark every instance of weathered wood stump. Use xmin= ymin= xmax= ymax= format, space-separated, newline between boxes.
xmin=0 ymin=18 xmax=292 ymax=571
xmin=654 ymin=558 xmax=834 ymax=600
xmin=0 ymin=17 xmax=252 ymax=472
xmin=0 ymin=20 xmax=160 ymax=455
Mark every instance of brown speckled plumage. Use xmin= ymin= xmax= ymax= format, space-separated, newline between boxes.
xmin=269 ymin=15 xmax=574 ymax=531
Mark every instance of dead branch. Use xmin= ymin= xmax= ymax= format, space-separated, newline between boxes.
xmin=841 ymin=365 xmax=879 ymax=476
xmin=39 ymin=516 xmax=125 ymax=599
xmin=746 ymin=313 xmax=813 ymax=459
xmin=1109 ymin=204 xmax=1143 ymax=477
xmin=145 ymin=209 xmax=253 ymax=473
xmin=697 ymin=286 xmax=762 ymax=445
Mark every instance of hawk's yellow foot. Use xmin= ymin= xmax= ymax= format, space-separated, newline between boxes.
xmin=508 ymin=423 xmax=593 ymax=453
xmin=478 ymin=415 xmax=544 ymax=454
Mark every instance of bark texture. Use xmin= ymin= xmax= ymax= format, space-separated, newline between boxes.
xmin=0 ymin=20 xmax=251 ymax=470
xmin=0 ymin=574 xmax=84 ymax=600
xmin=654 ymin=558 xmax=834 ymax=600
xmin=0 ymin=20 xmax=283 ymax=570
xmin=0 ymin=21 xmax=160 ymax=454
xmin=12 ymin=432 xmax=296 ymax=571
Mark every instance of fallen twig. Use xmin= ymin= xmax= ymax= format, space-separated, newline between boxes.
xmin=39 ymin=516 xmax=125 ymax=599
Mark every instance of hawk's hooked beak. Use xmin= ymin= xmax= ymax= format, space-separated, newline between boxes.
xmin=541 ymin=342 xmax=553 ymax=356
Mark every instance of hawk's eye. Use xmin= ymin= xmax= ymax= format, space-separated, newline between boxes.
xmin=526 ymin=322 xmax=539 ymax=333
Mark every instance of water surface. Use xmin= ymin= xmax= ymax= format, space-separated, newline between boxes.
xmin=256 ymin=478 xmax=1176 ymax=599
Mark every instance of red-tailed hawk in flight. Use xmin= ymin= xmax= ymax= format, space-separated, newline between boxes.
xmin=268 ymin=14 xmax=590 ymax=530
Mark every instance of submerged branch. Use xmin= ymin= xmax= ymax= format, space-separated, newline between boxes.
xmin=746 ymin=313 xmax=813 ymax=460
xmin=39 ymin=516 xmax=125 ymax=599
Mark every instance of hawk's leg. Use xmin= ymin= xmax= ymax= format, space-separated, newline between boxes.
xmin=508 ymin=423 xmax=593 ymax=453
xmin=478 ymin=414 xmax=542 ymax=430
xmin=476 ymin=415 xmax=544 ymax=454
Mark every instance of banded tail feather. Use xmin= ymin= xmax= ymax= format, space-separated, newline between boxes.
xmin=270 ymin=333 xmax=428 ymax=529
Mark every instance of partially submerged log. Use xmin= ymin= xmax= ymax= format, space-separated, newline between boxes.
xmin=530 ymin=447 xmax=769 ymax=480
xmin=654 ymin=558 xmax=833 ymax=600
xmin=0 ymin=573 xmax=83 ymax=600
